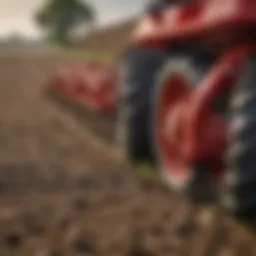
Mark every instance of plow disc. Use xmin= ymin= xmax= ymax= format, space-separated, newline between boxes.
xmin=47 ymin=61 xmax=117 ymax=117
xmin=44 ymin=61 xmax=117 ymax=141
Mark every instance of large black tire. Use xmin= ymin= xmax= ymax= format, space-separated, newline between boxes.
xmin=224 ymin=54 xmax=256 ymax=224
xmin=116 ymin=47 xmax=165 ymax=165
xmin=152 ymin=52 xmax=218 ymax=200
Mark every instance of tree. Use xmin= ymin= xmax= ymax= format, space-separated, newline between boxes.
xmin=35 ymin=0 xmax=95 ymax=45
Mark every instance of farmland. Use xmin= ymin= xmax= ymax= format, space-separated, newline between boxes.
xmin=0 ymin=22 xmax=255 ymax=255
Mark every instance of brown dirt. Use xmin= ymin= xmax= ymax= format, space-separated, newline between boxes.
xmin=0 ymin=54 xmax=255 ymax=256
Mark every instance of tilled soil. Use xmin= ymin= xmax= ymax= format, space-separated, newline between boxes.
xmin=0 ymin=55 xmax=255 ymax=256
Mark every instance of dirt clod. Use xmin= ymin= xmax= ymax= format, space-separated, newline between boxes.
xmin=4 ymin=234 xmax=23 ymax=248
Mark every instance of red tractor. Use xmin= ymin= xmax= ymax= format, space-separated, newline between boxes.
xmin=46 ymin=0 xmax=256 ymax=223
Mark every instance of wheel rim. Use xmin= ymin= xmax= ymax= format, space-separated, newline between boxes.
xmin=154 ymin=74 xmax=228 ymax=190
xmin=154 ymin=74 xmax=192 ymax=189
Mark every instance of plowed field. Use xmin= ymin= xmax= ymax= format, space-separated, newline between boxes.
xmin=0 ymin=54 xmax=255 ymax=256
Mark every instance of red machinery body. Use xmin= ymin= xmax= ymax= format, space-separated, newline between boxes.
xmin=133 ymin=0 xmax=256 ymax=183
xmin=140 ymin=0 xmax=256 ymax=185
xmin=48 ymin=0 xmax=256 ymax=118
xmin=133 ymin=0 xmax=256 ymax=47
xmin=47 ymin=0 xmax=256 ymax=184
xmin=49 ymin=61 xmax=116 ymax=118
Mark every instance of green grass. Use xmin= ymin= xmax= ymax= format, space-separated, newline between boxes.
xmin=135 ymin=162 xmax=158 ymax=180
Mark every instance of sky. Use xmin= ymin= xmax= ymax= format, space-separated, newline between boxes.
xmin=0 ymin=0 xmax=150 ymax=38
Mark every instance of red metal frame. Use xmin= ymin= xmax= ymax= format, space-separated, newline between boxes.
xmin=133 ymin=0 xmax=256 ymax=47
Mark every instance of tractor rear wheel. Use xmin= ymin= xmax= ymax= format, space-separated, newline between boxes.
xmin=224 ymin=54 xmax=256 ymax=224
xmin=116 ymin=47 xmax=165 ymax=165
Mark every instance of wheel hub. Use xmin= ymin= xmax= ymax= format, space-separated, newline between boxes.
xmin=156 ymin=71 xmax=228 ymax=189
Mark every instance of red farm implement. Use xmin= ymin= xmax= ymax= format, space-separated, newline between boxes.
xmin=45 ymin=0 xmax=256 ymax=224
xmin=47 ymin=61 xmax=116 ymax=118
